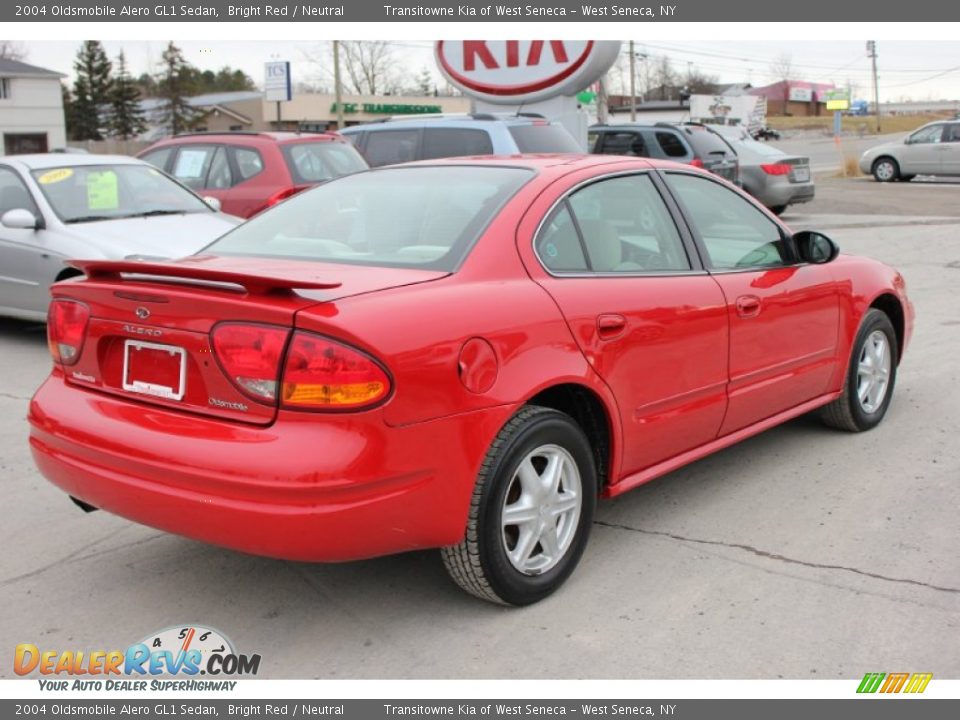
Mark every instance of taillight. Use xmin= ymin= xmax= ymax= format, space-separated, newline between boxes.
xmin=761 ymin=163 xmax=792 ymax=176
xmin=689 ymin=158 xmax=704 ymax=168
xmin=211 ymin=323 xmax=290 ymax=403
xmin=266 ymin=186 xmax=302 ymax=207
xmin=281 ymin=332 xmax=391 ymax=411
xmin=47 ymin=299 xmax=90 ymax=366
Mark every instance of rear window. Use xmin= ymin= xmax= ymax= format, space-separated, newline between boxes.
xmin=421 ymin=128 xmax=494 ymax=159
xmin=206 ymin=166 xmax=533 ymax=271
xmin=363 ymin=129 xmax=419 ymax=167
xmin=508 ymin=124 xmax=581 ymax=153
xmin=655 ymin=131 xmax=689 ymax=158
xmin=280 ymin=142 xmax=368 ymax=184
xmin=681 ymin=126 xmax=736 ymax=157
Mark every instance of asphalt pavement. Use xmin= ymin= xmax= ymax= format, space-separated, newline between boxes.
xmin=1 ymin=181 xmax=958 ymax=679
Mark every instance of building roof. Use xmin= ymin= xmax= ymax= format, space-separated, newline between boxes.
xmin=0 ymin=58 xmax=65 ymax=79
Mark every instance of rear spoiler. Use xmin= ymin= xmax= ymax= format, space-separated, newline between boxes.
xmin=67 ymin=259 xmax=342 ymax=295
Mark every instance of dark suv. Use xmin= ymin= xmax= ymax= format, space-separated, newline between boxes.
xmin=139 ymin=131 xmax=368 ymax=218
xmin=589 ymin=122 xmax=739 ymax=184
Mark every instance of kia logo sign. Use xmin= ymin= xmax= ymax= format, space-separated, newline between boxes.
xmin=436 ymin=41 xmax=621 ymax=104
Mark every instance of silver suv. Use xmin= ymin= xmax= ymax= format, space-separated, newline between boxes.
xmin=340 ymin=114 xmax=581 ymax=167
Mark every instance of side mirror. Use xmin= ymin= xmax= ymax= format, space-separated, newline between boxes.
xmin=794 ymin=230 xmax=839 ymax=264
xmin=203 ymin=196 xmax=222 ymax=212
xmin=1 ymin=208 xmax=39 ymax=230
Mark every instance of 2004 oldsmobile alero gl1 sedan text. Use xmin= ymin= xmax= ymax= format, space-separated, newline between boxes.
xmin=28 ymin=155 xmax=914 ymax=605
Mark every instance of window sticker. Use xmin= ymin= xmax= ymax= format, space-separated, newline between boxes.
xmin=86 ymin=171 xmax=119 ymax=210
xmin=37 ymin=168 xmax=73 ymax=184
xmin=174 ymin=150 xmax=208 ymax=179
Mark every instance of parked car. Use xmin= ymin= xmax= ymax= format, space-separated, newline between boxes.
xmin=750 ymin=126 xmax=781 ymax=141
xmin=340 ymin=114 xmax=582 ymax=166
xmin=29 ymin=155 xmax=912 ymax=605
xmin=712 ymin=125 xmax=814 ymax=215
xmin=0 ymin=154 xmax=240 ymax=322
xmin=138 ymin=131 xmax=368 ymax=218
xmin=589 ymin=122 xmax=739 ymax=184
xmin=859 ymin=120 xmax=960 ymax=182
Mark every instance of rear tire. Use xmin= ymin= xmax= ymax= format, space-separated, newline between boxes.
xmin=872 ymin=157 xmax=900 ymax=182
xmin=769 ymin=205 xmax=787 ymax=216
xmin=819 ymin=309 xmax=898 ymax=432
xmin=442 ymin=405 xmax=597 ymax=606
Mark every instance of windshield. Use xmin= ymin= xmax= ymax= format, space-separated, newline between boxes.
xmin=281 ymin=141 xmax=368 ymax=184
xmin=31 ymin=164 xmax=210 ymax=224
xmin=206 ymin=165 xmax=533 ymax=271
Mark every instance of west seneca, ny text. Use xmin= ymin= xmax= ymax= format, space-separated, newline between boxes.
xmin=381 ymin=4 xmax=677 ymax=16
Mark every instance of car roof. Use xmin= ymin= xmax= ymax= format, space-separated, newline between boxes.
xmin=341 ymin=115 xmax=554 ymax=132
xmin=391 ymin=153 xmax=699 ymax=175
xmin=1 ymin=154 xmax=147 ymax=170
xmin=150 ymin=131 xmax=340 ymax=145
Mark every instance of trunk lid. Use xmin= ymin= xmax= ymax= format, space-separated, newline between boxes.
xmin=53 ymin=255 xmax=447 ymax=425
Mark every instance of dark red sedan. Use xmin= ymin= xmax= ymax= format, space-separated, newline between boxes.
xmin=29 ymin=155 xmax=913 ymax=605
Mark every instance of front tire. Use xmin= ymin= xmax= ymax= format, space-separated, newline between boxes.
xmin=442 ymin=405 xmax=597 ymax=606
xmin=872 ymin=157 xmax=900 ymax=182
xmin=819 ymin=309 xmax=898 ymax=432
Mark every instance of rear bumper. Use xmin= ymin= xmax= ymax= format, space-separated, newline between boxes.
xmin=29 ymin=375 xmax=512 ymax=562
xmin=760 ymin=181 xmax=815 ymax=208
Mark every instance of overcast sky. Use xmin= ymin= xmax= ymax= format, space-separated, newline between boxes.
xmin=17 ymin=40 xmax=960 ymax=102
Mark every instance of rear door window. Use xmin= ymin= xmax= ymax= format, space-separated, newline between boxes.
xmin=232 ymin=147 xmax=264 ymax=181
xmin=597 ymin=131 xmax=649 ymax=157
xmin=421 ymin=128 xmax=494 ymax=159
xmin=363 ymin=130 xmax=421 ymax=167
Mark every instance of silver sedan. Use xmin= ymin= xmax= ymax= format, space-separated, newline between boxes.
xmin=712 ymin=126 xmax=815 ymax=215
xmin=859 ymin=120 xmax=960 ymax=182
xmin=0 ymin=154 xmax=241 ymax=322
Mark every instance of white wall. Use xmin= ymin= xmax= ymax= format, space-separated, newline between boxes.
xmin=0 ymin=76 xmax=67 ymax=153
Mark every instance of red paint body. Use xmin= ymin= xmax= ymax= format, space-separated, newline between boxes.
xmin=28 ymin=156 xmax=914 ymax=562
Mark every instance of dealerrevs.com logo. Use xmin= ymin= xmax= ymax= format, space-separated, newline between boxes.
xmin=14 ymin=625 xmax=260 ymax=691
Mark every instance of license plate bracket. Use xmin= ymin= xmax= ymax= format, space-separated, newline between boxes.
xmin=122 ymin=340 xmax=187 ymax=401
xmin=792 ymin=167 xmax=810 ymax=183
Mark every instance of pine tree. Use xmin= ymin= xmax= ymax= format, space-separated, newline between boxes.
xmin=155 ymin=42 xmax=202 ymax=135
xmin=71 ymin=41 xmax=112 ymax=141
xmin=109 ymin=51 xmax=147 ymax=139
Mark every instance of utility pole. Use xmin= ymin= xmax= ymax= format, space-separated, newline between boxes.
xmin=867 ymin=40 xmax=880 ymax=133
xmin=629 ymin=41 xmax=637 ymax=122
xmin=333 ymin=40 xmax=344 ymax=130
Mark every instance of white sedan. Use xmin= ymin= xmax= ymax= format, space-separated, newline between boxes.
xmin=0 ymin=153 xmax=241 ymax=322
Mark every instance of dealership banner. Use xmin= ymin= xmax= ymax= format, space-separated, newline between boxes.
xmin=4 ymin=0 xmax=960 ymax=22
xmin=1 ymin=699 xmax=959 ymax=718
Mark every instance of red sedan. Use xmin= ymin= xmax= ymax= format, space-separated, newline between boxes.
xmin=29 ymin=155 xmax=914 ymax=605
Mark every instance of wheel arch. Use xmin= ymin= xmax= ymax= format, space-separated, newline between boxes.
xmin=869 ymin=292 xmax=905 ymax=364
xmin=524 ymin=382 xmax=617 ymax=493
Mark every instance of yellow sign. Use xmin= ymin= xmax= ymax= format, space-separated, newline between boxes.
xmin=37 ymin=168 xmax=74 ymax=184
xmin=86 ymin=171 xmax=119 ymax=210
xmin=826 ymin=99 xmax=850 ymax=110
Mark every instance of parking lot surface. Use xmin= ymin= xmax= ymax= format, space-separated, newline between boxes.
xmin=2 ymin=180 xmax=959 ymax=679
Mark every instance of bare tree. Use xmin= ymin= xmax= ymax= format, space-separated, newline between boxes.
xmin=770 ymin=53 xmax=794 ymax=107
xmin=305 ymin=41 xmax=400 ymax=96
xmin=0 ymin=41 xmax=27 ymax=61
xmin=653 ymin=55 xmax=677 ymax=100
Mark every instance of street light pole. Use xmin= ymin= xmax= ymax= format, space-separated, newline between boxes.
xmin=333 ymin=40 xmax=345 ymax=130
xmin=629 ymin=40 xmax=636 ymax=122
xmin=867 ymin=40 xmax=880 ymax=133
